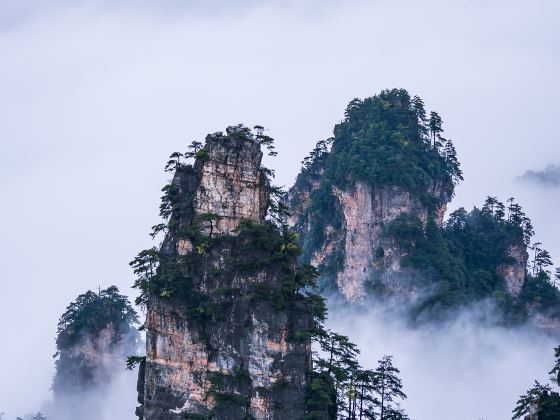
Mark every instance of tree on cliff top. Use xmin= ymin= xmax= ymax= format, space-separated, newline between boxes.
xmin=55 ymin=286 xmax=139 ymax=351
xmin=293 ymin=89 xmax=463 ymax=268
xmin=300 ymin=89 xmax=462 ymax=205
xmin=53 ymin=286 xmax=139 ymax=394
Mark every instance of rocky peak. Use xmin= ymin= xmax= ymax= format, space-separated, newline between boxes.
xmin=50 ymin=286 xmax=139 ymax=420
xmin=137 ymin=126 xmax=313 ymax=420
xmin=194 ymin=134 xmax=269 ymax=235
xmin=288 ymin=90 xmax=459 ymax=303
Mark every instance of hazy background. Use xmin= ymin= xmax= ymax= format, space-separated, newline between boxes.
xmin=0 ymin=0 xmax=558 ymax=418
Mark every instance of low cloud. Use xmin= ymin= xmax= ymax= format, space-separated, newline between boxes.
xmin=42 ymin=369 xmax=139 ymax=420
xmin=326 ymin=298 xmax=558 ymax=420
xmin=518 ymin=165 xmax=560 ymax=187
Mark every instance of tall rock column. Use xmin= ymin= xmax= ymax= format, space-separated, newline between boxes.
xmin=137 ymin=128 xmax=313 ymax=420
xmin=287 ymin=90 xmax=458 ymax=303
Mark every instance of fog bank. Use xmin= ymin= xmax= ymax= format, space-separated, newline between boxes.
xmin=328 ymin=301 xmax=558 ymax=420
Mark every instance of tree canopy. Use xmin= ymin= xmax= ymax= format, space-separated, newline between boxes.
xmin=297 ymin=89 xmax=462 ymax=205
xmin=55 ymin=286 xmax=139 ymax=352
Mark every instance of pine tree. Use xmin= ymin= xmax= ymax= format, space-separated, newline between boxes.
xmin=428 ymin=111 xmax=443 ymax=148
xmin=512 ymin=381 xmax=551 ymax=419
xmin=549 ymin=345 xmax=560 ymax=386
xmin=164 ymin=151 xmax=183 ymax=172
xmin=371 ymin=355 xmax=407 ymax=420
xmin=184 ymin=140 xmax=203 ymax=159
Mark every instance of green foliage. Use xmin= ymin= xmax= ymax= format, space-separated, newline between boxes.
xmin=329 ymin=90 xmax=461 ymax=196
xmin=253 ymin=124 xmax=278 ymax=157
xmin=195 ymin=213 xmax=222 ymax=237
xmin=381 ymin=196 xmax=560 ymax=321
xmin=387 ymin=213 xmax=424 ymax=253
xmin=301 ymin=184 xmax=344 ymax=267
xmin=207 ymin=370 xmax=251 ymax=410
xmin=513 ymin=345 xmax=560 ymax=419
xmin=308 ymin=324 xmax=409 ymax=419
xmin=138 ymin=123 xmax=412 ymax=419
xmin=537 ymin=392 xmax=560 ymax=419
xmin=130 ymin=247 xmax=161 ymax=306
xmin=126 ymin=355 xmax=146 ymax=371
xmin=294 ymin=89 xmax=462 ymax=270
xmin=55 ymin=286 xmax=139 ymax=352
xmin=519 ymin=272 xmax=560 ymax=316
xmin=370 ymin=356 xmax=407 ymax=420
xmin=512 ymin=381 xmax=553 ymax=419
xmin=549 ymin=345 xmax=560 ymax=386
xmin=304 ymin=372 xmax=336 ymax=419
xmin=297 ymin=89 xmax=461 ymax=200
xmin=272 ymin=377 xmax=290 ymax=391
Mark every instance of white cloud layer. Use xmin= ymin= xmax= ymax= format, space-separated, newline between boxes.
xmin=0 ymin=1 xmax=558 ymax=418
xmin=327 ymin=301 xmax=558 ymax=420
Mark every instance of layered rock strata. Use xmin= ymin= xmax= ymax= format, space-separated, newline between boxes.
xmin=138 ymin=130 xmax=312 ymax=420
xmin=289 ymin=172 xmax=448 ymax=301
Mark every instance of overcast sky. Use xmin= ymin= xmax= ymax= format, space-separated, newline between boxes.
xmin=0 ymin=0 xmax=559 ymax=418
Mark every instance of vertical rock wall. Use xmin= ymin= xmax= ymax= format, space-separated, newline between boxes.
xmin=194 ymin=137 xmax=269 ymax=235
xmin=289 ymin=177 xmax=448 ymax=301
xmin=331 ymin=183 xmax=446 ymax=301
xmin=139 ymin=130 xmax=312 ymax=420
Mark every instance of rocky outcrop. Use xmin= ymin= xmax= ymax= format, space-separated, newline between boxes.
xmin=289 ymin=179 xmax=448 ymax=301
xmin=53 ymin=323 xmax=137 ymax=395
xmin=497 ymin=243 xmax=528 ymax=296
xmin=138 ymin=128 xmax=313 ymax=420
xmin=52 ymin=287 xmax=139 ymax=402
xmin=194 ymin=136 xmax=269 ymax=235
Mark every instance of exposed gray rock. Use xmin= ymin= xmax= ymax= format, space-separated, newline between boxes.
xmin=497 ymin=243 xmax=528 ymax=296
xmin=289 ymin=177 xmax=448 ymax=301
xmin=139 ymin=130 xmax=312 ymax=420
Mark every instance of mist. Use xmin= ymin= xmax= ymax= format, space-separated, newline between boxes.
xmin=327 ymin=299 xmax=558 ymax=420
xmin=1 ymin=0 xmax=559 ymax=418
xmin=518 ymin=165 xmax=560 ymax=187
xmin=42 ymin=370 xmax=138 ymax=420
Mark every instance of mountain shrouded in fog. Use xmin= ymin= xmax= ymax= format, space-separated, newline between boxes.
xmin=289 ymin=89 xmax=560 ymax=327
xmin=3 ymin=89 xmax=559 ymax=420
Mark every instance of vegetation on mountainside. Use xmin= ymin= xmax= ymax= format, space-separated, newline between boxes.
xmin=53 ymin=286 xmax=139 ymax=394
xmin=293 ymin=88 xmax=462 ymax=266
xmin=302 ymin=264 xmax=409 ymax=419
xmin=292 ymin=90 xmax=559 ymax=322
xmin=297 ymin=89 xmax=462 ymax=198
xmin=383 ymin=196 xmax=560 ymax=321
xmin=306 ymin=326 xmax=409 ymax=419
xmin=131 ymin=127 xmax=316 ymax=331
xmin=513 ymin=345 xmax=560 ymax=419
xmin=131 ymin=126 xmax=410 ymax=419
xmin=55 ymin=286 xmax=139 ymax=352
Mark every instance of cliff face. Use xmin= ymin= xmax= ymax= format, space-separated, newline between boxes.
xmin=287 ymin=90 xmax=462 ymax=303
xmin=497 ymin=243 xmax=528 ymax=296
xmin=194 ymin=137 xmax=269 ymax=235
xmin=289 ymin=178 xmax=448 ymax=301
xmin=138 ymin=129 xmax=313 ymax=420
